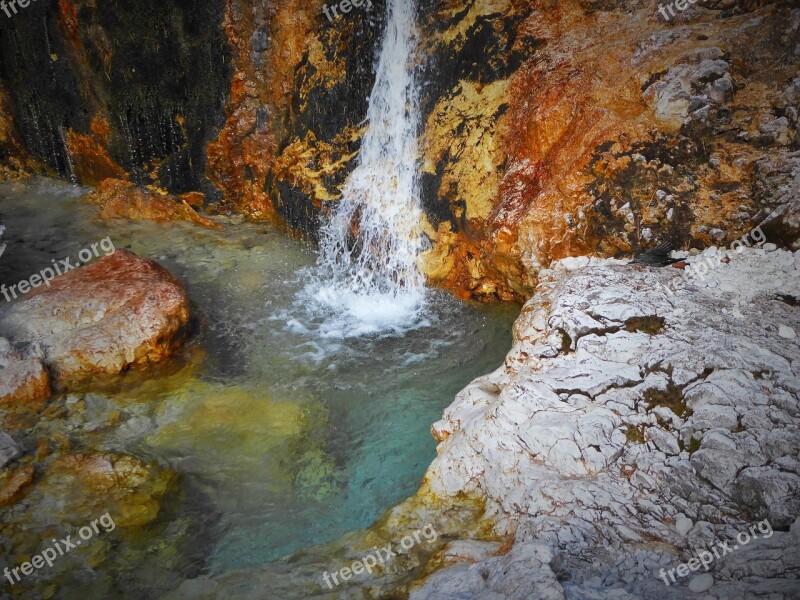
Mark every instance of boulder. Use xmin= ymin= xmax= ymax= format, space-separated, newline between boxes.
xmin=0 ymin=250 xmax=191 ymax=388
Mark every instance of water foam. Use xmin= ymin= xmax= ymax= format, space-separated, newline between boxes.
xmin=303 ymin=0 xmax=427 ymax=338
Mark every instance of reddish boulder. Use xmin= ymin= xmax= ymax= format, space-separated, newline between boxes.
xmin=0 ymin=250 xmax=190 ymax=388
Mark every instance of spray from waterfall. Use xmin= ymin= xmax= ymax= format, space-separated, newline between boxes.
xmin=302 ymin=0 xmax=428 ymax=337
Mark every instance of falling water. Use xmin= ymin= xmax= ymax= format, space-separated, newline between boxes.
xmin=306 ymin=0 xmax=428 ymax=337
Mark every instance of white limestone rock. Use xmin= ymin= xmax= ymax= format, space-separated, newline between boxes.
xmin=419 ymin=249 xmax=800 ymax=599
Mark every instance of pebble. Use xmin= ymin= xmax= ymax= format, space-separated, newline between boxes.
xmin=689 ymin=573 xmax=714 ymax=593
xmin=778 ymin=325 xmax=796 ymax=339
xmin=763 ymin=243 xmax=777 ymax=252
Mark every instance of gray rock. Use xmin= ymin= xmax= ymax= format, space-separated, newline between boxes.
xmin=410 ymin=543 xmax=564 ymax=600
xmin=688 ymin=573 xmax=713 ymax=593
xmin=0 ymin=431 xmax=20 ymax=468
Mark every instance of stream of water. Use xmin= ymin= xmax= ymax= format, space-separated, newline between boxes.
xmin=309 ymin=0 xmax=426 ymax=338
xmin=0 ymin=178 xmax=517 ymax=595
xmin=0 ymin=1 xmax=519 ymax=595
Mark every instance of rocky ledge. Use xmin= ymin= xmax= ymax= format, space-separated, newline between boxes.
xmin=0 ymin=249 xmax=191 ymax=391
xmin=415 ymin=247 xmax=800 ymax=599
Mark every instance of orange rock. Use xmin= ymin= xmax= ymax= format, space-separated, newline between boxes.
xmin=88 ymin=178 xmax=221 ymax=230
xmin=65 ymin=129 xmax=126 ymax=185
xmin=178 ymin=191 xmax=205 ymax=207
xmin=0 ymin=465 xmax=35 ymax=507
xmin=0 ymin=339 xmax=51 ymax=406
xmin=38 ymin=453 xmax=175 ymax=527
xmin=0 ymin=250 xmax=191 ymax=389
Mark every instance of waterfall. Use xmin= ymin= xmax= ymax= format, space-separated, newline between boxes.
xmin=307 ymin=0 xmax=428 ymax=337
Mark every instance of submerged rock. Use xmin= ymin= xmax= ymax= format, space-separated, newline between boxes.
xmin=0 ymin=250 xmax=191 ymax=388
xmin=417 ymin=249 xmax=800 ymax=598
xmin=0 ymin=464 xmax=35 ymax=507
xmin=32 ymin=452 xmax=174 ymax=528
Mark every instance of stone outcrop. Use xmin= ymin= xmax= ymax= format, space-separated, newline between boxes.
xmin=416 ymin=248 xmax=800 ymax=598
xmin=87 ymin=178 xmax=221 ymax=229
xmin=33 ymin=452 xmax=175 ymax=528
xmin=0 ymin=250 xmax=191 ymax=388
xmin=416 ymin=1 xmax=800 ymax=300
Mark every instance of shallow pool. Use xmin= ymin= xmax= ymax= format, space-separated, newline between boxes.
xmin=0 ymin=178 xmax=517 ymax=595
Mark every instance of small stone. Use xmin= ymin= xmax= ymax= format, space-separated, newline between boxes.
xmin=689 ymin=573 xmax=714 ymax=593
xmin=778 ymin=325 xmax=796 ymax=339
xmin=763 ymin=243 xmax=777 ymax=252
xmin=675 ymin=514 xmax=693 ymax=536
xmin=0 ymin=432 xmax=21 ymax=468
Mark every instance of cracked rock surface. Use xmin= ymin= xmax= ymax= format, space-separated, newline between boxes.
xmin=419 ymin=249 xmax=800 ymax=599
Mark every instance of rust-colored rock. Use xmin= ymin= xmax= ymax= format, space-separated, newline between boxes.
xmin=0 ymin=250 xmax=191 ymax=388
xmin=88 ymin=178 xmax=221 ymax=230
xmin=36 ymin=452 xmax=174 ymax=527
xmin=0 ymin=465 xmax=35 ymax=507
xmin=0 ymin=338 xmax=51 ymax=405
xmin=0 ymin=84 xmax=36 ymax=180
xmin=64 ymin=118 xmax=126 ymax=185
xmin=417 ymin=0 xmax=800 ymax=300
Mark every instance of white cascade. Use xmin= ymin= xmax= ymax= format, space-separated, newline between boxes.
xmin=310 ymin=0 xmax=427 ymax=337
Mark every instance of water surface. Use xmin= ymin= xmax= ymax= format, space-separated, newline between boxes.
xmin=0 ymin=178 xmax=517 ymax=594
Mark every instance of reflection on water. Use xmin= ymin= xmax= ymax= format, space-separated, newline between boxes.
xmin=0 ymin=178 xmax=518 ymax=594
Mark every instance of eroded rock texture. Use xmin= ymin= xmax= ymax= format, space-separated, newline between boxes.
xmin=1 ymin=1 xmax=799 ymax=301
xmin=0 ymin=0 xmax=231 ymax=192
xmin=416 ymin=0 xmax=800 ymax=300
xmin=0 ymin=250 xmax=191 ymax=388
xmin=418 ymin=248 xmax=800 ymax=598
xmin=0 ymin=338 xmax=50 ymax=406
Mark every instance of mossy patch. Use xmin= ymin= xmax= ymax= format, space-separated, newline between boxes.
xmin=560 ymin=329 xmax=573 ymax=353
xmin=624 ymin=316 xmax=665 ymax=335
xmin=625 ymin=425 xmax=645 ymax=444
xmin=644 ymin=383 xmax=690 ymax=417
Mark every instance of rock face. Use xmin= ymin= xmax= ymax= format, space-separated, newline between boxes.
xmin=2 ymin=1 xmax=797 ymax=301
xmin=0 ymin=337 xmax=51 ymax=405
xmin=0 ymin=250 xmax=190 ymax=388
xmin=0 ymin=0 xmax=231 ymax=192
xmin=418 ymin=248 xmax=800 ymax=598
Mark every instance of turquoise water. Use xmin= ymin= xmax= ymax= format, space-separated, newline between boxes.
xmin=0 ymin=178 xmax=517 ymax=593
